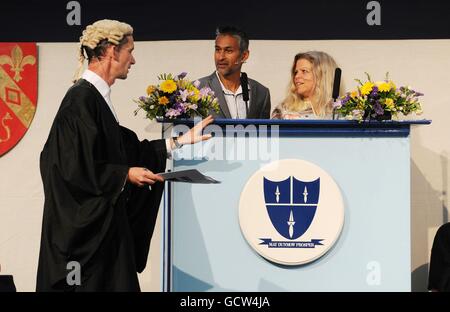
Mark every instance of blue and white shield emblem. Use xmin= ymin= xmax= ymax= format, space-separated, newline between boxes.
xmin=263 ymin=177 xmax=320 ymax=240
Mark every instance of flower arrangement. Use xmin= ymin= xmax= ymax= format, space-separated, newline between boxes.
xmin=333 ymin=73 xmax=423 ymax=121
xmin=134 ymin=72 xmax=219 ymax=120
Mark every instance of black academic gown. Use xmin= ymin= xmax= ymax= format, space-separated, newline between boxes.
xmin=428 ymin=223 xmax=450 ymax=291
xmin=36 ymin=79 xmax=166 ymax=292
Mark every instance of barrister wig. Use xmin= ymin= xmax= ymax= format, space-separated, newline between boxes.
xmin=73 ymin=19 xmax=134 ymax=82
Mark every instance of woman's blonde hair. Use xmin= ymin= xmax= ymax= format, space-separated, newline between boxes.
xmin=277 ymin=51 xmax=338 ymax=117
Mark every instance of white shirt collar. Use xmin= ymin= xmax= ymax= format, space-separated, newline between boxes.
xmin=81 ymin=69 xmax=118 ymax=122
xmin=216 ymin=71 xmax=248 ymax=95
xmin=215 ymin=71 xmax=250 ymax=119
xmin=82 ymin=69 xmax=111 ymax=98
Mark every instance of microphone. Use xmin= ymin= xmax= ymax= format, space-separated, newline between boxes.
xmin=241 ymin=72 xmax=250 ymax=117
xmin=332 ymin=67 xmax=342 ymax=101
xmin=241 ymin=72 xmax=249 ymax=102
xmin=332 ymin=68 xmax=342 ymax=120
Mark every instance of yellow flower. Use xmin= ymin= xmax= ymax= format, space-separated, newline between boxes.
xmin=146 ymin=85 xmax=156 ymax=95
xmin=189 ymin=88 xmax=200 ymax=102
xmin=376 ymin=81 xmax=391 ymax=92
xmin=360 ymin=82 xmax=374 ymax=96
xmin=350 ymin=91 xmax=358 ymax=98
xmin=389 ymin=81 xmax=396 ymax=90
xmin=160 ymin=80 xmax=177 ymax=93
xmin=385 ymin=98 xmax=395 ymax=109
xmin=158 ymin=96 xmax=169 ymax=105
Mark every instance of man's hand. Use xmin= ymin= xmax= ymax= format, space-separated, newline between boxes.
xmin=127 ymin=167 xmax=164 ymax=187
xmin=177 ymin=115 xmax=214 ymax=145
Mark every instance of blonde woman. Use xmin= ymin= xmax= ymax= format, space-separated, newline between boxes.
xmin=272 ymin=51 xmax=338 ymax=119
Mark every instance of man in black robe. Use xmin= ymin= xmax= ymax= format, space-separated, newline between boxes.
xmin=36 ymin=19 xmax=213 ymax=291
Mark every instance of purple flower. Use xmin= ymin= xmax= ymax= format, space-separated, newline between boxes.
xmin=174 ymin=102 xmax=187 ymax=114
xmin=193 ymin=80 xmax=201 ymax=88
xmin=333 ymin=100 xmax=342 ymax=109
xmin=373 ymin=102 xmax=384 ymax=115
xmin=179 ymin=89 xmax=190 ymax=102
xmin=165 ymin=108 xmax=182 ymax=118
xmin=180 ymin=102 xmax=193 ymax=112
xmin=139 ymin=96 xmax=146 ymax=102
xmin=199 ymin=87 xmax=212 ymax=98
xmin=371 ymin=86 xmax=378 ymax=97
xmin=177 ymin=72 xmax=188 ymax=79
xmin=341 ymin=94 xmax=350 ymax=104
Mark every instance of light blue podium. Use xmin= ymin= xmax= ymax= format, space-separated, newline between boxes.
xmin=160 ymin=119 xmax=430 ymax=292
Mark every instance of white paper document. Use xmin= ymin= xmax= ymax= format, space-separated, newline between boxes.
xmin=158 ymin=169 xmax=221 ymax=184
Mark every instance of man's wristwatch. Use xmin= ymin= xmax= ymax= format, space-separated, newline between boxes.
xmin=172 ymin=136 xmax=183 ymax=149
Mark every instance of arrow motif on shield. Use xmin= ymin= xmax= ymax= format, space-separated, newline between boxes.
xmin=263 ymin=177 xmax=320 ymax=240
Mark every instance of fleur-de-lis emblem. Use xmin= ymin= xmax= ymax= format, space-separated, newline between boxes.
xmin=0 ymin=45 xmax=36 ymax=82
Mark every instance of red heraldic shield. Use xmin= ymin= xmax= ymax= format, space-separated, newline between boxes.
xmin=0 ymin=43 xmax=38 ymax=156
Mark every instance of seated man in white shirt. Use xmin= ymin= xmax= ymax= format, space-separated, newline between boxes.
xmin=198 ymin=26 xmax=271 ymax=119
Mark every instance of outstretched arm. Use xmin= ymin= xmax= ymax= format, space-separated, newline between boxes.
xmin=176 ymin=115 xmax=214 ymax=146
xmin=126 ymin=115 xmax=214 ymax=187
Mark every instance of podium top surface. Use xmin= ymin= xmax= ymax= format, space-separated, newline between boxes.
xmin=160 ymin=118 xmax=431 ymax=137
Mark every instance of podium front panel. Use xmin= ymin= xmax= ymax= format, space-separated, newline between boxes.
xmin=161 ymin=120 xmax=418 ymax=291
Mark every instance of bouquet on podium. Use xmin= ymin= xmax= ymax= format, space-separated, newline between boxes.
xmin=134 ymin=72 xmax=219 ymax=120
xmin=333 ymin=72 xmax=423 ymax=121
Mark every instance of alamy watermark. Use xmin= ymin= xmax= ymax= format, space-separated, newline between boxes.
xmin=171 ymin=123 xmax=280 ymax=161
xmin=366 ymin=1 xmax=381 ymax=26
xmin=66 ymin=261 xmax=81 ymax=286
xmin=66 ymin=1 xmax=81 ymax=26
xmin=366 ymin=261 xmax=381 ymax=286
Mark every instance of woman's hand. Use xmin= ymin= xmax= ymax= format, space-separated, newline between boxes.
xmin=283 ymin=113 xmax=302 ymax=120
xmin=177 ymin=115 xmax=214 ymax=145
